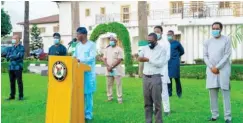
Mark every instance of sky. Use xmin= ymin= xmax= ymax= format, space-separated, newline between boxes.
xmin=2 ymin=1 xmax=59 ymax=32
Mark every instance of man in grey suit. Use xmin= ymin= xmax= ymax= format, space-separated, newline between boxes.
xmin=204 ymin=22 xmax=232 ymax=123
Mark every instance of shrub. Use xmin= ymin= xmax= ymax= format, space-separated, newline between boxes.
xmin=1 ymin=60 xmax=48 ymax=73
xmin=180 ymin=65 xmax=243 ymax=81
xmin=232 ymin=59 xmax=243 ymax=64
xmin=194 ymin=58 xmax=204 ymax=64
xmin=194 ymin=59 xmax=243 ymax=64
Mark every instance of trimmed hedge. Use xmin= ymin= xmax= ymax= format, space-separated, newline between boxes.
xmin=1 ymin=61 xmax=48 ymax=73
xmin=133 ymin=65 xmax=243 ymax=80
xmin=194 ymin=59 xmax=243 ymax=65
xmin=232 ymin=59 xmax=243 ymax=64
xmin=2 ymin=61 xmax=242 ymax=81
xmin=90 ymin=22 xmax=133 ymax=76
xmin=181 ymin=65 xmax=243 ymax=80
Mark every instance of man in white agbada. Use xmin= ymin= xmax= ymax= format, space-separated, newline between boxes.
xmin=204 ymin=22 xmax=232 ymax=123
xmin=154 ymin=26 xmax=171 ymax=116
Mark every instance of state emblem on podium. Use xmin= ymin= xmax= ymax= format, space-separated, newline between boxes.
xmin=52 ymin=61 xmax=67 ymax=82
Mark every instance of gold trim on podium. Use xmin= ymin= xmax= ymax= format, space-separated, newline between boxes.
xmin=45 ymin=56 xmax=90 ymax=123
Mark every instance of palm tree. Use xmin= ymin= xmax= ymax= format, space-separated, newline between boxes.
xmin=71 ymin=1 xmax=80 ymax=38
xmin=23 ymin=1 xmax=30 ymax=57
xmin=229 ymin=25 xmax=243 ymax=48
xmin=138 ymin=1 xmax=148 ymax=77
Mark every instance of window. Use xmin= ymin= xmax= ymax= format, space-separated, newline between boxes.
xmin=121 ymin=5 xmax=130 ymax=23
xmin=53 ymin=26 xmax=59 ymax=32
xmin=170 ymin=1 xmax=183 ymax=14
xmin=39 ymin=27 xmax=46 ymax=33
xmin=100 ymin=7 xmax=105 ymax=15
xmin=231 ymin=2 xmax=242 ymax=16
xmin=85 ymin=9 xmax=90 ymax=17
xmin=147 ymin=3 xmax=150 ymax=16
xmin=190 ymin=1 xmax=204 ymax=12
xmin=219 ymin=2 xmax=230 ymax=8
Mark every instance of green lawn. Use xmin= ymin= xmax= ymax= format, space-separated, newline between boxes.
xmin=1 ymin=73 xmax=243 ymax=123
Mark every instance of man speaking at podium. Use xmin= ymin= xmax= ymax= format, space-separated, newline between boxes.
xmin=73 ymin=27 xmax=97 ymax=121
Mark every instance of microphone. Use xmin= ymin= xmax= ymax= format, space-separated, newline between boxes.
xmin=68 ymin=41 xmax=73 ymax=46
xmin=68 ymin=38 xmax=77 ymax=45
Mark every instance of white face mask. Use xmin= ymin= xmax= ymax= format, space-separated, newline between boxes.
xmin=156 ymin=33 xmax=161 ymax=40
xmin=12 ymin=39 xmax=16 ymax=44
xmin=54 ymin=39 xmax=60 ymax=44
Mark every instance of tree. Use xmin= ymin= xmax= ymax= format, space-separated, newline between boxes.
xmin=138 ymin=1 xmax=148 ymax=77
xmin=23 ymin=1 xmax=30 ymax=57
xmin=30 ymin=24 xmax=43 ymax=51
xmin=71 ymin=1 xmax=80 ymax=38
xmin=1 ymin=8 xmax=12 ymax=37
xmin=229 ymin=25 xmax=243 ymax=48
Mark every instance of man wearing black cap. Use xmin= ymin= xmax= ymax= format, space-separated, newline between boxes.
xmin=73 ymin=27 xmax=97 ymax=120
xmin=48 ymin=33 xmax=67 ymax=56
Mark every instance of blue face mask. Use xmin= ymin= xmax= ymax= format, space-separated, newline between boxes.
xmin=12 ymin=39 xmax=16 ymax=44
xmin=156 ymin=33 xmax=161 ymax=40
xmin=167 ymin=36 xmax=173 ymax=41
xmin=54 ymin=39 xmax=60 ymax=44
xmin=109 ymin=41 xmax=115 ymax=46
xmin=212 ymin=30 xmax=220 ymax=37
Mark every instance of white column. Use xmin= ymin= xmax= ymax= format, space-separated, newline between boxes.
xmin=193 ymin=26 xmax=199 ymax=60
xmin=59 ymin=2 xmax=72 ymax=47
xmin=187 ymin=26 xmax=194 ymax=64
xmin=198 ymin=25 xmax=204 ymax=59
xmin=181 ymin=27 xmax=187 ymax=63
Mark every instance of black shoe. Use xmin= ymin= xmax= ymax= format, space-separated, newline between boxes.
xmin=6 ymin=97 xmax=15 ymax=100
xmin=178 ymin=94 xmax=182 ymax=98
xmin=225 ymin=119 xmax=231 ymax=123
xmin=208 ymin=117 xmax=217 ymax=121
xmin=19 ymin=97 xmax=24 ymax=100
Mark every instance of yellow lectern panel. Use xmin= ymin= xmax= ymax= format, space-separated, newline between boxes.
xmin=45 ymin=56 xmax=90 ymax=123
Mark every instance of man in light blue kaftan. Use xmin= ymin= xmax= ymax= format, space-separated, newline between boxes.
xmin=73 ymin=27 xmax=96 ymax=120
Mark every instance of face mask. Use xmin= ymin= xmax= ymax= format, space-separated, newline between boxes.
xmin=156 ymin=33 xmax=161 ymax=40
xmin=54 ymin=39 xmax=60 ymax=44
xmin=12 ymin=39 xmax=16 ymax=44
xmin=109 ymin=41 xmax=115 ymax=46
xmin=212 ymin=30 xmax=220 ymax=37
xmin=148 ymin=41 xmax=157 ymax=49
xmin=167 ymin=36 xmax=173 ymax=41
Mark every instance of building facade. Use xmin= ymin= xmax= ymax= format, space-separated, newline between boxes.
xmin=59 ymin=1 xmax=243 ymax=63
xmin=18 ymin=15 xmax=59 ymax=53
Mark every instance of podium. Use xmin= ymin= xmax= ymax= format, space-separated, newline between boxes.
xmin=45 ymin=56 xmax=90 ymax=123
